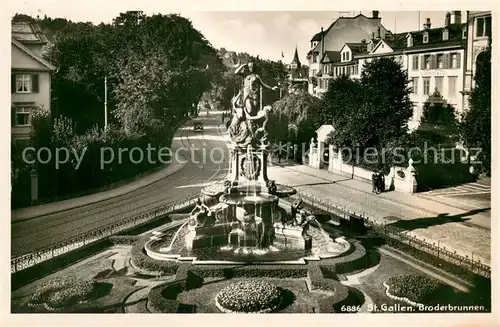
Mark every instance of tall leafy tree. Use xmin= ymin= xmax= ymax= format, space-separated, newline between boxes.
xmin=460 ymin=50 xmax=491 ymax=175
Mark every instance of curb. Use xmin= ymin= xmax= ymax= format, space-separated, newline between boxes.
xmin=11 ymin=117 xmax=200 ymax=222
xmin=11 ymin=156 xmax=188 ymax=223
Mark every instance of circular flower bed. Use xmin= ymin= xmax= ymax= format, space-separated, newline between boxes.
xmin=386 ymin=274 xmax=441 ymax=304
xmin=215 ymin=279 xmax=283 ymax=313
xmin=26 ymin=276 xmax=96 ymax=311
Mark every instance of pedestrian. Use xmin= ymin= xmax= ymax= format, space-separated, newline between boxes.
xmin=371 ymin=172 xmax=377 ymax=193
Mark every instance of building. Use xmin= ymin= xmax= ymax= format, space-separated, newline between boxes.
xmin=11 ymin=21 xmax=55 ymax=143
xmin=323 ymin=12 xmax=466 ymax=131
xmin=307 ymin=11 xmax=390 ymax=95
xmin=287 ymin=47 xmax=308 ymax=93
xmin=462 ymin=11 xmax=492 ymax=111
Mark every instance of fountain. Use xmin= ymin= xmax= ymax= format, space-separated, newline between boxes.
xmin=145 ymin=61 xmax=349 ymax=262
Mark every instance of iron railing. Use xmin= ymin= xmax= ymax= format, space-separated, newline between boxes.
xmin=298 ymin=191 xmax=491 ymax=279
xmin=11 ymin=194 xmax=199 ymax=273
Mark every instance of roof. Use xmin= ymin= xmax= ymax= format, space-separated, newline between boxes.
xmin=291 ymin=46 xmax=301 ymax=66
xmin=310 ymin=30 xmax=326 ymax=42
xmin=321 ymin=51 xmax=341 ymax=63
xmin=382 ymin=23 xmax=466 ymax=51
xmin=344 ymin=42 xmax=368 ymax=54
xmin=12 ymin=21 xmax=49 ymax=44
xmin=11 ymin=39 xmax=56 ymax=71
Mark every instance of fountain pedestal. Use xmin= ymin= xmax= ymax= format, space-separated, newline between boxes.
xmin=273 ymin=223 xmax=312 ymax=250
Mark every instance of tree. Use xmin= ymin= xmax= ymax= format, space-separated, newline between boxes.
xmin=321 ymin=58 xmax=413 ymax=169
xmin=460 ymin=50 xmax=491 ymax=175
xmin=271 ymin=92 xmax=321 ymax=144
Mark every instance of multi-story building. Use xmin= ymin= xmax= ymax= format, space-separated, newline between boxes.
xmin=307 ymin=11 xmax=390 ymax=95
xmin=11 ymin=21 xmax=55 ymax=144
xmin=462 ymin=11 xmax=492 ymax=111
xmin=324 ymin=12 xmax=466 ymax=131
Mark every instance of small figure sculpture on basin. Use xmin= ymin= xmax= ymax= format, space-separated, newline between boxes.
xmin=190 ymin=198 xmax=213 ymax=228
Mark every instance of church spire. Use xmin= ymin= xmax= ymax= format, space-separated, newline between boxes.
xmin=290 ymin=46 xmax=301 ymax=69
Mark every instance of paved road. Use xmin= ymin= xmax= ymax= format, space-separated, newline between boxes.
xmin=416 ymin=181 xmax=491 ymax=211
xmin=11 ymin=113 xmax=230 ymax=257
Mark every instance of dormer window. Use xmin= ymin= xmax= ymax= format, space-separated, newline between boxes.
xmin=423 ymin=31 xmax=429 ymax=44
xmin=442 ymin=28 xmax=449 ymax=41
xmin=367 ymin=41 xmax=374 ymax=52
xmin=407 ymin=34 xmax=413 ymax=47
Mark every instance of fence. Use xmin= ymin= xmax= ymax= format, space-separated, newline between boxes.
xmin=297 ymin=191 xmax=491 ymax=279
xmin=11 ymin=194 xmax=199 ymax=274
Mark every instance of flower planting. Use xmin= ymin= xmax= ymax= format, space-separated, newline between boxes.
xmin=27 ymin=276 xmax=96 ymax=310
xmin=215 ymin=279 xmax=283 ymax=313
xmin=386 ymin=274 xmax=441 ymax=304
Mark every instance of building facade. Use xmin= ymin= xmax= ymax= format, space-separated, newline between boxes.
xmin=462 ymin=11 xmax=492 ymax=111
xmin=321 ymin=12 xmax=467 ymax=131
xmin=307 ymin=11 xmax=390 ymax=95
xmin=11 ymin=21 xmax=55 ymax=143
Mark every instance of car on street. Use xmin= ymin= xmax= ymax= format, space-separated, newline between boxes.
xmin=193 ymin=121 xmax=204 ymax=132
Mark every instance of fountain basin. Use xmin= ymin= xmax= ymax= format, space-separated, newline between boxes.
xmin=219 ymin=192 xmax=278 ymax=206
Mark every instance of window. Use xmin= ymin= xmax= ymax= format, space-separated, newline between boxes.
xmin=442 ymin=29 xmax=449 ymax=41
xmin=448 ymin=76 xmax=457 ymax=97
xmin=346 ymin=52 xmax=350 ymax=61
xmin=313 ymin=54 xmax=318 ymax=63
xmin=412 ymin=77 xmax=419 ymax=95
xmin=485 ymin=16 xmax=492 ymax=37
xmin=15 ymin=107 xmax=31 ymax=126
xmin=476 ymin=18 xmax=484 ymax=37
xmin=407 ymin=35 xmax=413 ymax=47
xmin=450 ymin=52 xmax=461 ymax=69
xmin=15 ymin=74 xmax=32 ymax=93
xmin=412 ymin=55 xmax=419 ymax=70
xmin=423 ymin=32 xmax=429 ymax=43
xmin=462 ymin=27 xmax=467 ymax=39
xmin=435 ymin=77 xmax=444 ymax=94
xmin=424 ymin=55 xmax=431 ymax=69
xmin=437 ymin=54 xmax=444 ymax=69
xmin=423 ymin=78 xmax=430 ymax=95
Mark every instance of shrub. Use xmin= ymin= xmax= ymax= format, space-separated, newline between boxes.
xmin=130 ymin=238 xmax=180 ymax=275
xmin=187 ymin=265 xmax=308 ymax=279
xmin=108 ymin=235 xmax=140 ymax=245
xmin=386 ymin=274 xmax=441 ymax=303
xmin=215 ymin=279 xmax=283 ymax=313
xmin=28 ymin=276 xmax=96 ymax=309
xmin=148 ymin=282 xmax=182 ymax=313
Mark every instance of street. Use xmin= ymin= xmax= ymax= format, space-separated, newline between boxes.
xmin=11 ymin=113 xmax=230 ymax=257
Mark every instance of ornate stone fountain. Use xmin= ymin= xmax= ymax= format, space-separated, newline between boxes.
xmin=187 ymin=61 xmax=311 ymax=253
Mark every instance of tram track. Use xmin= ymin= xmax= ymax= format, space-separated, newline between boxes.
xmin=11 ymin=114 xmax=230 ymax=257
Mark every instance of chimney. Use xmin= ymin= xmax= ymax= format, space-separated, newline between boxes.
xmin=377 ymin=26 xmax=381 ymax=38
xmin=445 ymin=12 xmax=451 ymax=26
xmin=320 ymin=27 xmax=325 ymax=57
xmin=372 ymin=11 xmax=379 ymax=19
xmin=452 ymin=11 xmax=462 ymax=24
xmin=424 ymin=18 xmax=431 ymax=30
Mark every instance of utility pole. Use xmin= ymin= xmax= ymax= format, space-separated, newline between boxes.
xmin=104 ymin=75 xmax=108 ymax=130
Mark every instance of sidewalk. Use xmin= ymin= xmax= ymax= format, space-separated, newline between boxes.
xmin=11 ymin=159 xmax=186 ymax=223
xmin=268 ymin=160 xmax=491 ymax=265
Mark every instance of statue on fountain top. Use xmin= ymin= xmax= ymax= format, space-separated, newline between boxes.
xmin=228 ymin=61 xmax=277 ymax=148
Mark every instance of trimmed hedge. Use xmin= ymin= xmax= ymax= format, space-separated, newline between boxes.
xmin=148 ymin=281 xmax=183 ymax=313
xmin=187 ymin=265 xmax=309 ymax=279
xmin=108 ymin=235 xmax=140 ymax=245
xmin=130 ymin=238 xmax=180 ymax=275
xmin=332 ymin=241 xmax=369 ymax=274
xmin=307 ymin=266 xmax=350 ymax=313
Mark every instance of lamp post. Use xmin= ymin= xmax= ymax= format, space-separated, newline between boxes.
xmin=104 ymin=75 xmax=108 ymax=130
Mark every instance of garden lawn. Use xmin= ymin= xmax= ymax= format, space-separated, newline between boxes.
xmin=175 ymin=277 xmax=330 ymax=313
xmin=355 ymin=251 xmax=426 ymax=309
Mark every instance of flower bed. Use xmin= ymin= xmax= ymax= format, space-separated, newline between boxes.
xmin=215 ymin=279 xmax=283 ymax=313
xmin=385 ymin=274 xmax=441 ymax=304
xmin=26 ymin=276 xmax=96 ymax=311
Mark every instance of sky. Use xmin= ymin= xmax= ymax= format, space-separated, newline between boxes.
xmin=5 ymin=1 xmax=474 ymax=63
